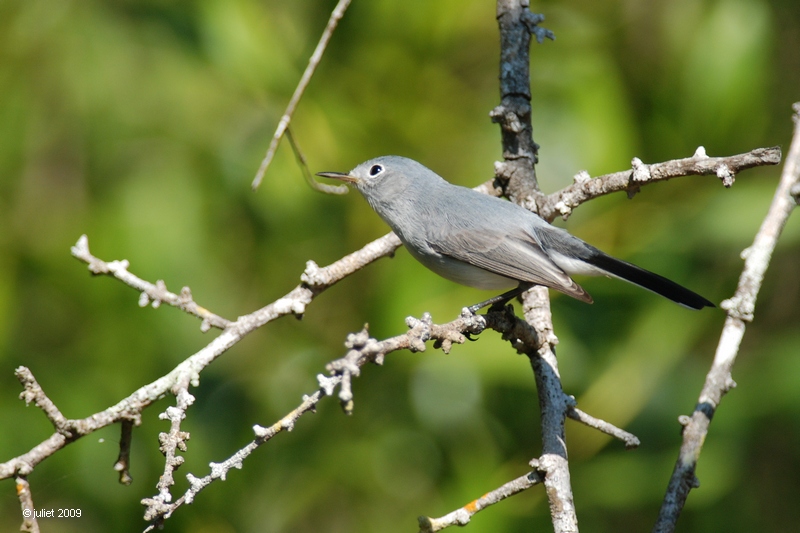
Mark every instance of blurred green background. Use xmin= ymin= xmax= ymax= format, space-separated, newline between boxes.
xmin=1 ymin=0 xmax=799 ymax=531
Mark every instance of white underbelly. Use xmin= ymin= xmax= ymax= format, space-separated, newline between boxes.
xmin=408 ymin=248 xmax=518 ymax=290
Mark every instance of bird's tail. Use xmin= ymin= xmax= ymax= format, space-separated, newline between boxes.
xmin=535 ymin=225 xmax=715 ymax=310
xmin=587 ymin=251 xmax=715 ymax=310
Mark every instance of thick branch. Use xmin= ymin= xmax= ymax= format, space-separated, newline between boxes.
xmin=493 ymin=1 xmax=553 ymax=206
xmin=522 ymin=287 xmax=578 ymax=531
xmin=494 ymin=2 xmax=581 ymax=531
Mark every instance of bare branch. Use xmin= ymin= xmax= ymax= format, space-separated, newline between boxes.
xmin=145 ymin=382 xmax=194 ymax=521
xmin=251 ymin=0 xmax=352 ymax=190
xmin=2 ymin=2 xmax=789 ymax=531
xmin=143 ymin=302 xmax=627 ymax=528
xmin=71 ymin=235 xmax=231 ymax=332
xmin=5 ymin=135 xmax=770 ymax=523
xmin=567 ymin=407 xmax=640 ymax=449
xmin=654 ymin=104 xmax=798 ymax=532
xmin=286 ymin=127 xmax=348 ymax=195
xmin=0 ymin=231 xmax=399 ymax=484
xmin=16 ymin=476 xmax=39 ymax=533
xmin=16 ymin=366 xmax=71 ymax=434
xmin=540 ymin=146 xmax=781 ymax=222
xmin=492 ymin=0 xmax=551 ymax=204
xmin=418 ymin=470 xmax=545 ymax=532
xmin=522 ymin=287 xmax=578 ymax=532
xmin=114 ymin=420 xmax=134 ymax=485
xmin=144 ymin=311 xmax=490 ymax=526
xmin=494 ymin=1 xmax=582 ymax=530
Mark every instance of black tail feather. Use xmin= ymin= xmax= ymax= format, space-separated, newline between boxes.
xmin=589 ymin=253 xmax=715 ymax=310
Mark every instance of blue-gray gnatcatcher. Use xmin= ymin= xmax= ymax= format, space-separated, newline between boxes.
xmin=318 ymin=156 xmax=714 ymax=312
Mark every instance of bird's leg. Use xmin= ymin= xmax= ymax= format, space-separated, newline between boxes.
xmin=467 ymin=283 xmax=532 ymax=314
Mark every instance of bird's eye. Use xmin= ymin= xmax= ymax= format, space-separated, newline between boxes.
xmin=369 ymin=164 xmax=384 ymax=177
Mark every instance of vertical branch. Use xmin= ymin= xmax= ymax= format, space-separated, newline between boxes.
xmin=16 ymin=476 xmax=39 ymax=533
xmin=114 ymin=419 xmax=135 ymax=485
xmin=493 ymin=0 xmax=553 ymax=205
xmin=653 ymin=103 xmax=800 ymax=532
xmin=494 ymin=2 xmax=576 ymax=532
xmin=523 ymin=287 xmax=578 ymax=532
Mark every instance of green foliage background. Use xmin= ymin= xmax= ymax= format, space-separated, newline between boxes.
xmin=1 ymin=0 xmax=799 ymax=531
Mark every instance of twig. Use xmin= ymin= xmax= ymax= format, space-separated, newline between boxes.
xmin=251 ymin=0 xmax=352 ymax=190
xmin=139 ymin=300 xmax=622 ymax=529
xmin=286 ymin=127 xmax=348 ymax=195
xmin=16 ymin=476 xmax=39 ymax=533
xmin=143 ymin=301 xmax=643 ymax=529
xmin=143 ymin=311 xmax=490 ymax=528
xmin=2 ymin=143 xmax=778 ymax=524
xmin=653 ymin=104 xmax=798 ymax=532
xmin=17 ymin=367 xmax=71 ymax=434
xmin=3 ymin=141 xmax=780 ymax=533
xmin=114 ymin=420 xmax=134 ymax=485
xmin=146 ymin=378 xmax=194 ymax=520
xmin=1 ymin=1 xmax=788 ymax=529
xmin=418 ymin=470 xmax=545 ymax=532
xmin=0 ymin=231 xmax=399 ymax=483
xmin=567 ymin=407 xmax=640 ymax=449
xmin=540 ymin=146 xmax=782 ymax=222
xmin=71 ymin=235 xmax=231 ymax=332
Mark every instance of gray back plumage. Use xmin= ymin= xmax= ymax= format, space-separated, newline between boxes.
xmin=346 ymin=156 xmax=592 ymax=302
xmin=337 ymin=155 xmax=713 ymax=309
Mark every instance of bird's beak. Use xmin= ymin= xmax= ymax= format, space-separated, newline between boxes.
xmin=316 ymin=171 xmax=358 ymax=184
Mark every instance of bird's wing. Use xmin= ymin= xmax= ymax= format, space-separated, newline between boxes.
xmin=428 ymin=224 xmax=593 ymax=303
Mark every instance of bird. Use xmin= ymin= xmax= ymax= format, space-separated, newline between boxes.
xmin=318 ymin=156 xmax=715 ymax=313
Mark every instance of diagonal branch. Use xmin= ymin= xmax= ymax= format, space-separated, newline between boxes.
xmin=4 ymin=131 xmax=776 ymax=519
xmin=567 ymin=407 xmax=641 ymax=449
xmin=143 ymin=311 xmax=490 ymax=528
xmin=418 ymin=470 xmax=545 ymax=532
xmin=142 ymin=300 xmax=645 ymax=529
xmin=653 ymin=103 xmax=800 ymax=532
xmin=71 ymin=235 xmax=231 ymax=332
xmin=251 ymin=0 xmax=352 ymax=190
xmin=0 ymin=232 xmax=399 ymax=483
